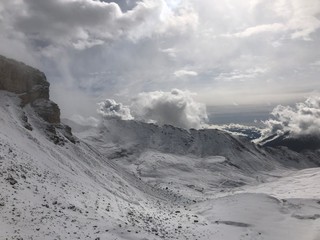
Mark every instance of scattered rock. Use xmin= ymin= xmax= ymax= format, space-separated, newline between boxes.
xmin=292 ymin=214 xmax=320 ymax=220
xmin=68 ymin=205 xmax=76 ymax=211
xmin=214 ymin=221 xmax=252 ymax=227
xmin=6 ymin=174 xmax=18 ymax=185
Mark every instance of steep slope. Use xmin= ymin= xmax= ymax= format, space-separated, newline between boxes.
xmin=1 ymin=56 xmax=320 ymax=240
xmin=2 ymin=93 xmax=320 ymax=240
xmin=0 ymin=92 xmax=201 ymax=239
xmin=67 ymin=117 xmax=320 ymax=240
xmin=71 ymin=118 xmax=319 ymax=202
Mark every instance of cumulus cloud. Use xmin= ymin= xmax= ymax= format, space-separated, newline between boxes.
xmin=2 ymin=0 xmax=197 ymax=52
xmin=130 ymin=89 xmax=208 ymax=129
xmin=262 ymin=96 xmax=320 ymax=138
xmin=97 ymin=99 xmax=133 ymax=120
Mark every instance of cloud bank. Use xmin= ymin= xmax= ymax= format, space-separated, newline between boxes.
xmin=130 ymin=89 xmax=208 ymax=129
xmin=1 ymin=0 xmax=320 ymax=119
xmin=262 ymin=96 xmax=320 ymax=138
xmin=2 ymin=0 xmax=197 ymax=51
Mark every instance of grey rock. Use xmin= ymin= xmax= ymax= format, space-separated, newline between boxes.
xmin=6 ymin=174 xmax=18 ymax=185
xmin=31 ymin=99 xmax=60 ymax=124
xmin=0 ymin=55 xmax=78 ymax=144
xmin=0 ymin=55 xmax=49 ymax=106
xmin=0 ymin=55 xmax=60 ymax=124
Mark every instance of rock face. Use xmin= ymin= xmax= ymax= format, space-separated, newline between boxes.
xmin=32 ymin=99 xmax=60 ymax=124
xmin=0 ymin=55 xmax=60 ymax=124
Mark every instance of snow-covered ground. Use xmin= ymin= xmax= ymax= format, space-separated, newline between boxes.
xmin=1 ymin=91 xmax=320 ymax=240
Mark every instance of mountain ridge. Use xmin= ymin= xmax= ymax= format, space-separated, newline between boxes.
xmin=259 ymin=131 xmax=320 ymax=152
xmin=1 ymin=55 xmax=320 ymax=240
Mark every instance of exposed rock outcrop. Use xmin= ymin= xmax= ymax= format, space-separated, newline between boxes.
xmin=0 ymin=55 xmax=60 ymax=124
xmin=31 ymin=99 xmax=60 ymax=124
xmin=0 ymin=55 xmax=77 ymax=144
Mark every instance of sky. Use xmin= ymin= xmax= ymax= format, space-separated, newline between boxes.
xmin=1 ymin=0 xmax=320 ymax=123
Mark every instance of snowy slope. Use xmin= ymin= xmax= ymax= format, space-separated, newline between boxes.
xmin=80 ymin=118 xmax=320 ymax=169
xmin=1 ymin=91 xmax=320 ymax=240
xmin=0 ymin=92 xmax=200 ymax=239
xmin=72 ymin=117 xmax=320 ymax=240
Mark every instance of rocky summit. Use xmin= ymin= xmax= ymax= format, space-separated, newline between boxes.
xmin=0 ymin=55 xmax=60 ymax=124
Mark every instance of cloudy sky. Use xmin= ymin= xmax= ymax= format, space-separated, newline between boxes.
xmin=1 ymin=0 xmax=320 ymax=121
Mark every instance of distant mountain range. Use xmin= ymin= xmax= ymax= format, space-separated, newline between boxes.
xmin=260 ymin=131 xmax=320 ymax=152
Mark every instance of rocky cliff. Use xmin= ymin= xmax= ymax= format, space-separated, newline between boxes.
xmin=0 ymin=55 xmax=60 ymax=124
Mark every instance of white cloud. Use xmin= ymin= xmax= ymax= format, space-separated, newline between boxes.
xmin=262 ymin=96 xmax=320 ymax=138
xmin=230 ymin=23 xmax=286 ymax=38
xmin=216 ymin=68 xmax=267 ymax=82
xmin=160 ymin=47 xmax=177 ymax=58
xmin=250 ymin=0 xmax=320 ymax=40
xmin=130 ymin=89 xmax=208 ymax=129
xmin=226 ymin=0 xmax=320 ymax=40
xmin=278 ymin=0 xmax=320 ymax=40
xmin=174 ymin=69 xmax=198 ymax=77
xmin=97 ymin=99 xmax=133 ymax=120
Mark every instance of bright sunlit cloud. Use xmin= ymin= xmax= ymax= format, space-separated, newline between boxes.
xmin=0 ymin=0 xmax=319 ymax=119
xmin=262 ymin=96 xmax=320 ymax=138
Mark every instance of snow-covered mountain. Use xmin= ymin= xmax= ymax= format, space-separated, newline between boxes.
xmin=260 ymin=131 xmax=320 ymax=152
xmin=1 ymin=55 xmax=320 ymax=240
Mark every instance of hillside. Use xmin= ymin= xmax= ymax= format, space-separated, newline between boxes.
xmin=1 ymin=56 xmax=320 ymax=240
